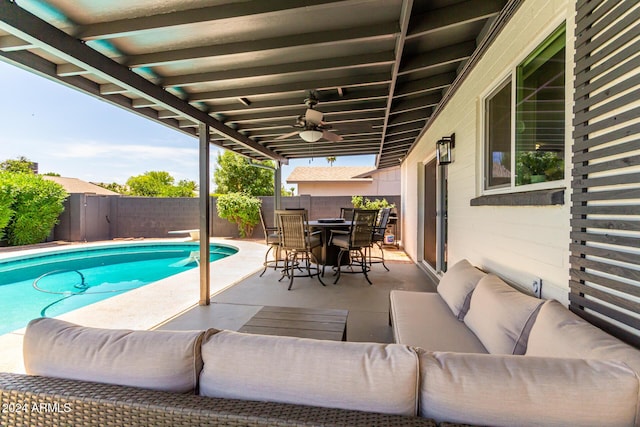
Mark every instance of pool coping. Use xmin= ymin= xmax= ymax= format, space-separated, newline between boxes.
xmin=0 ymin=237 xmax=267 ymax=374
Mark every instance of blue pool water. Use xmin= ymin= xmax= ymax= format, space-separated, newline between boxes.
xmin=0 ymin=242 xmax=237 ymax=335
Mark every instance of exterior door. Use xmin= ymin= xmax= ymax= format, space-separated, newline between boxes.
xmin=423 ymin=159 xmax=437 ymax=269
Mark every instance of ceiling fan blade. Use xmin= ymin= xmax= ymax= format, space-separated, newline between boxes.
xmin=322 ymin=130 xmax=343 ymax=142
xmin=305 ymin=108 xmax=324 ymax=125
xmin=275 ymin=130 xmax=300 ymax=140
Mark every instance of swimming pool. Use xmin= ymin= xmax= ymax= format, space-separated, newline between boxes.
xmin=0 ymin=242 xmax=237 ymax=335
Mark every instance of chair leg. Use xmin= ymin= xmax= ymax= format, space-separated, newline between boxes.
xmin=377 ymin=241 xmax=389 ymax=271
xmin=310 ymin=251 xmax=326 ymax=286
xmin=278 ymin=250 xmax=289 ymax=282
xmin=287 ymin=251 xmax=296 ymax=291
xmin=359 ymin=248 xmax=372 ymax=285
xmin=333 ymin=249 xmax=346 ymax=284
xmin=260 ymin=245 xmax=274 ymax=277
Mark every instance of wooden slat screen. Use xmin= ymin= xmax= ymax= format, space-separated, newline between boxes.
xmin=571 ymin=0 xmax=640 ymax=347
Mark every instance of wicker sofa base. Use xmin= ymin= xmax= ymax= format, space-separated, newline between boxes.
xmin=0 ymin=373 xmax=447 ymax=427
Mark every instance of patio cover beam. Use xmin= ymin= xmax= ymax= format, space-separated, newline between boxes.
xmin=188 ymin=73 xmax=392 ymax=102
xmin=376 ymin=0 xmax=413 ymax=169
xmin=0 ymin=0 xmax=286 ymax=163
xmin=124 ymin=23 xmax=398 ymax=68
xmin=78 ymin=0 xmax=346 ymax=40
xmin=208 ymin=88 xmax=390 ymax=115
xmin=162 ymin=51 xmax=395 ymax=89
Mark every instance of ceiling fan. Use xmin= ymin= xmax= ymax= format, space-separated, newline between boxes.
xmin=276 ymin=94 xmax=371 ymax=143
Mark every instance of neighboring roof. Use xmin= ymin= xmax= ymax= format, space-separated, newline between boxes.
xmin=287 ymin=167 xmax=375 ymax=183
xmin=42 ymin=176 xmax=120 ymax=195
xmin=0 ymin=0 xmax=512 ymax=169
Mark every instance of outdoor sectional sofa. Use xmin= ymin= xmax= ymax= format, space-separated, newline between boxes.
xmin=390 ymin=259 xmax=640 ymax=426
xmin=0 ymin=262 xmax=639 ymax=427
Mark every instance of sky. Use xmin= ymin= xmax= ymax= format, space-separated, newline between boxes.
xmin=0 ymin=60 xmax=375 ymax=191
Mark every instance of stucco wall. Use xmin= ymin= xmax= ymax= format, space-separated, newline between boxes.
xmin=402 ymin=0 xmax=574 ymax=303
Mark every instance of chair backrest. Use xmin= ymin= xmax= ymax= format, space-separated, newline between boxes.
xmin=276 ymin=209 xmax=308 ymax=251
xmin=350 ymin=209 xmax=378 ymax=248
xmin=340 ymin=207 xmax=354 ymax=219
xmin=259 ymin=207 xmax=270 ymax=240
xmin=377 ymin=208 xmax=392 ymax=230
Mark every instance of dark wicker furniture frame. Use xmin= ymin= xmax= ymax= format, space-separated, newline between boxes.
xmin=0 ymin=373 xmax=447 ymax=427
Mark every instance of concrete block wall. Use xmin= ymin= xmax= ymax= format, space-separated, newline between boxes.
xmin=54 ymin=195 xmax=402 ymax=243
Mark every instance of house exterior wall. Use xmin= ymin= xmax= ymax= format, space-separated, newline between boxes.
xmin=296 ymin=168 xmax=401 ymax=196
xmin=402 ymin=0 xmax=575 ymax=303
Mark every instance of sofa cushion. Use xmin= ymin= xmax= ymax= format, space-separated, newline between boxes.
xmin=199 ymin=330 xmax=419 ymax=416
xmin=526 ymin=300 xmax=640 ymax=373
xmin=436 ymin=259 xmax=486 ymax=319
xmin=463 ymin=275 xmax=543 ymax=354
xmin=23 ymin=317 xmax=208 ymax=393
xmin=390 ymin=290 xmax=487 ymax=353
xmin=418 ymin=351 xmax=640 ymax=427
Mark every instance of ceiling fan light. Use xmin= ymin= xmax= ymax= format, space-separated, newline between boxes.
xmin=299 ymin=129 xmax=323 ymax=142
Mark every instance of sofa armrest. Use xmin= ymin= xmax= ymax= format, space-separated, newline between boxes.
xmin=0 ymin=373 xmax=437 ymax=427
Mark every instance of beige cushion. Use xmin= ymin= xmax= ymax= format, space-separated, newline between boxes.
xmin=419 ymin=351 xmax=640 ymax=427
xmin=527 ymin=300 xmax=640 ymax=373
xmin=199 ymin=330 xmax=419 ymax=416
xmin=463 ymin=275 xmax=543 ymax=354
xmin=23 ymin=318 xmax=208 ymax=393
xmin=390 ymin=290 xmax=487 ymax=353
xmin=436 ymin=259 xmax=486 ymax=319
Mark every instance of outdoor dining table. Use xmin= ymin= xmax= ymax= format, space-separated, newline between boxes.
xmin=308 ymin=219 xmax=353 ymax=270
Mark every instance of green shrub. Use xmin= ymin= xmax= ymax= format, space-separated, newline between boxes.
xmin=0 ymin=173 xmax=67 ymax=245
xmin=216 ymin=192 xmax=261 ymax=238
xmin=351 ymin=195 xmax=395 ymax=211
xmin=516 ymin=151 xmax=564 ymax=185
xmin=0 ymin=177 xmax=14 ymax=241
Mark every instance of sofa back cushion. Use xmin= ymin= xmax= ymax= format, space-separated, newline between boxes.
xmin=199 ymin=330 xmax=419 ymax=416
xmin=23 ymin=317 xmax=208 ymax=393
xmin=436 ymin=259 xmax=486 ymax=319
xmin=463 ymin=275 xmax=543 ymax=354
xmin=418 ymin=351 xmax=640 ymax=427
xmin=527 ymin=300 xmax=640 ymax=373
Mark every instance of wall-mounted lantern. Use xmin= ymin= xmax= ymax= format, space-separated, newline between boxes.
xmin=436 ymin=133 xmax=455 ymax=166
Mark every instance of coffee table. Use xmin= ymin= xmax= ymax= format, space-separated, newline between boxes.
xmin=238 ymin=306 xmax=348 ymax=341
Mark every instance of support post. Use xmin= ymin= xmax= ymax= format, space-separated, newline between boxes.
xmin=274 ymin=161 xmax=282 ymax=223
xmin=198 ymin=123 xmax=211 ymax=306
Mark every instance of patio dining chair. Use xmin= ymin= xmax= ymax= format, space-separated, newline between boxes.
xmin=259 ymin=207 xmax=282 ymax=277
xmin=368 ymin=207 xmax=391 ymax=271
xmin=276 ymin=209 xmax=325 ymax=290
xmin=339 ymin=207 xmax=354 ymax=219
xmin=329 ymin=209 xmax=378 ymax=285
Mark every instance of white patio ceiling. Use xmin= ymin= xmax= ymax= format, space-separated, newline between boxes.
xmin=0 ymin=0 xmax=515 ymax=169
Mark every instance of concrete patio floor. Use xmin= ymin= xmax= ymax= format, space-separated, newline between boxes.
xmin=0 ymin=239 xmax=436 ymax=374
xmin=157 ymin=247 xmax=436 ymax=343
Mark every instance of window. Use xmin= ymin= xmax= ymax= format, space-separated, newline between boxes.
xmin=484 ymin=24 xmax=566 ymax=191
xmin=485 ymin=80 xmax=512 ymax=188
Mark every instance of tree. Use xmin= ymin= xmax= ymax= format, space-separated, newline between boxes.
xmin=94 ymin=182 xmax=127 ymax=194
xmin=214 ymin=151 xmax=275 ymax=196
xmin=0 ymin=156 xmax=36 ymax=174
xmin=326 ymin=156 xmax=337 ymax=166
xmin=126 ymin=171 xmax=197 ymax=197
xmin=280 ymin=186 xmax=295 ymax=196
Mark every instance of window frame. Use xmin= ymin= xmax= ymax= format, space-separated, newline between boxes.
xmin=480 ymin=22 xmax=568 ymax=196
